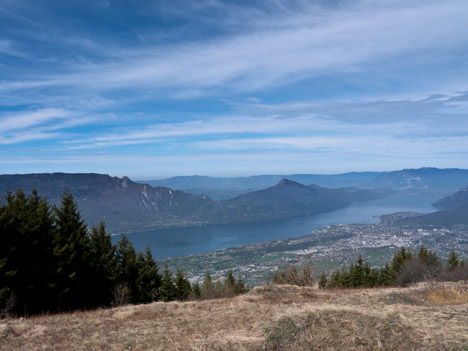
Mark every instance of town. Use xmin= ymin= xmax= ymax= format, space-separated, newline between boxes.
xmin=163 ymin=212 xmax=468 ymax=286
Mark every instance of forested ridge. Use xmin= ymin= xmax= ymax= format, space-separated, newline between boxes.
xmin=0 ymin=189 xmax=247 ymax=317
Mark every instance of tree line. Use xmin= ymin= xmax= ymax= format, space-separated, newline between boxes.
xmin=0 ymin=189 xmax=247 ymax=317
xmin=273 ymin=246 xmax=466 ymax=289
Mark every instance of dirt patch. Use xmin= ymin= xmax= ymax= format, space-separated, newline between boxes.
xmin=421 ymin=288 xmax=468 ymax=306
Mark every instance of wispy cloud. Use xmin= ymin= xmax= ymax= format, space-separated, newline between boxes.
xmin=0 ymin=108 xmax=70 ymax=132
xmin=2 ymin=1 xmax=468 ymax=98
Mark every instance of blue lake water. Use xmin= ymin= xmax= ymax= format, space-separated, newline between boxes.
xmin=119 ymin=193 xmax=438 ymax=259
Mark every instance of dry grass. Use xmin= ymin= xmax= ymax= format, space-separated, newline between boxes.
xmin=1 ymin=282 xmax=468 ymax=351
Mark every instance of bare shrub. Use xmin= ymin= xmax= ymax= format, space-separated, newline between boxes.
xmin=0 ymin=292 xmax=17 ymax=319
xmin=272 ymin=265 xmax=314 ymax=286
xmin=438 ymin=264 xmax=468 ymax=282
xmin=395 ymin=259 xmax=441 ymax=287
xmin=112 ymin=282 xmax=132 ymax=307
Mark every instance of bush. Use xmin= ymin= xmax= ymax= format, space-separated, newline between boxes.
xmin=272 ymin=265 xmax=314 ymax=286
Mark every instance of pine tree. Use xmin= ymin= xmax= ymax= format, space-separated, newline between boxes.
xmin=174 ymin=269 xmax=191 ymax=301
xmin=0 ymin=189 xmax=59 ymax=314
xmin=0 ymin=190 xmax=26 ymax=314
xmin=88 ymin=220 xmax=117 ymax=307
xmin=328 ymin=270 xmax=342 ymax=288
xmin=447 ymin=249 xmax=460 ymax=271
xmin=362 ymin=261 xmax=372 ymax=287
xmin=235 ymin=275 xmax=248 ymax=294
xmin=391 ymin=247 xmax=413 ymax=276
xmin=53 ymin=190 xmax=91 ymax=311
xmin=224 ymin=269 xmax=236 ymax=296
xmin=0 ymin=190 xmax=27 ymax=314
xmin=368 ymin=267 xmax=380 ymax=287
xmin=135 ymin=247 xmax=161 ymax=303
xmin=379 ymin=263 xmax=394 ymax=286
xmin=191 ymin=282 xmax=201 ymax=298
xmin=23 ymin=190 xmax=56 ymax=313
xmin=201 ymin=271 xmax=214 ymax=299
xmin=115 ymin=234 xmax=139 ymax=303
xmin=159 ymin=264 xmax=176 ymax=302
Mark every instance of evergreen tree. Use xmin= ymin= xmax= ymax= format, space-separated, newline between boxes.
xmin=159 ymin=264 xmax=176 ymax=302
xmin=391 ymin=247 xmax=413 ymax=275
xmin=135 ymin=247 xmax=161 ymax=303
xmin=224 ymin=269 xmax=236 ymax=296
xmin=447 ymin=249 xmax=460 ymax=271
xmin=418 ymin=246 xmax=439 ymax=267
xmin=88 ymin=220 xmax=117 ymax=307
xmin=234 ymin=275 xmax=248 ymax=294
xmin=115 ymin=234 xmax=139 ymax=303
xmin=379 ymin=263 xmax=394 ymax=286
xmin=201 ymin=272 xmax=214 ymax=299
xmin=340 ymin=265 xmax=351 ymax=288
xmin=362 ymin=261 xmax=372 ymax=287
xmin=0 ymin=190 xmax=26 ymax=314
xmin=327 ymin=270 xmax=342 ymax=288
xmin=22 ymin=190 xmax=56 ymax=313
xmin=53 ymin=190 xmax=91 ymax=311
xmin=351 ymin=256 xmax=364 ymax=287
xmin=0 ymin=189 xmax=57 ymax=314
xmin=174 ymin=269 xmax=192 ymax=300
xmin=417 ymin=246 xmax=441 ymax=278
xmin=368 ymin=267 xmax=380 ymax=287
xmin=191 ymin=282 xmax=201 ymax=298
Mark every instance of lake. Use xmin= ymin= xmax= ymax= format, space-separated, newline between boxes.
xmin=120 ymin=193 xmax=438 ymax=259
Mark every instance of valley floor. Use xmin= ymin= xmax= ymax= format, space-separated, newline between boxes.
xmin=1 ymin=281 xmax=468 ymax=350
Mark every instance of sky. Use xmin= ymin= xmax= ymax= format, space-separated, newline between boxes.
xmin=1 ymin=0 xmax=468 ymax=179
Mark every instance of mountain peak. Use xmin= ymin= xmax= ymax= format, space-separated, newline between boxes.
xmin=277 ymin=178 xmax=302 ymax=186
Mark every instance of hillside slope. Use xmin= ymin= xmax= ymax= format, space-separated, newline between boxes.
xmin=1 ymin=282 xmax=467 ymax=351
xmin=398 ymin=186 xmax=468 ymax=229
xmin=433 ymin=186 xmax=468 ymax=210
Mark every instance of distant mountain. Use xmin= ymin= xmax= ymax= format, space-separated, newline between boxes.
xmin=0 ymin=173 xmax=383 ymax=232
xmin=209 ymin=179 xmax=383 ymax=223
xmin=398 ymin=208 xmax=468 ymax=228
xmin=397 ymin=185 xmax=468 ymax=229
xmin=141 ymin=168 xmax=468 ymax=199
xmin=432 ymin=186 xmax=468 ymax=210
xmin=370 ymin=168 xmax=468 ymax=193
xmin=0 ymin=173 xmax=214 ymax=232
xmin=138 ymin=173 xmax=380 ymax=199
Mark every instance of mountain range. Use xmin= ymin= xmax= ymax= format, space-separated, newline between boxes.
xmin=141 ymin=167 xmax=468 ymax=200
xmin=0 ymin=173 xmax=382 ymax=232
xmin=0 ymin=173 xmax=213 ymax=232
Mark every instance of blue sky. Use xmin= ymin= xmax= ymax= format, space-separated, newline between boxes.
xmin=1 ymin=0 xmax=468 ymax=179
